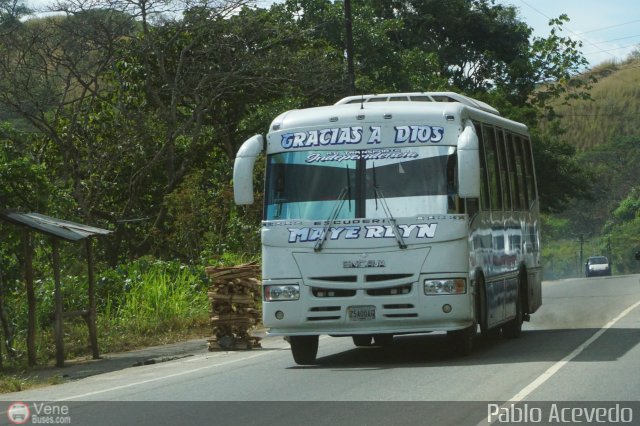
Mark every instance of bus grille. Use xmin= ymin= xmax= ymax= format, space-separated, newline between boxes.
xmin=366 ymin=284 xmax=412 ymax=296
xmin=307 ymin=316 xmax=341 ymax=321
xmin=312 ymin=288 xmax=357 ymax=298
xmin=310 ymin=276 xmax=357 ymax=283
xmin=365 ymin=274 xmax=413 ymax=282
xmin=307 ymin=306 xmax=342 ymax=321
xmin=382 ymin=303 xmax=417 ymax=318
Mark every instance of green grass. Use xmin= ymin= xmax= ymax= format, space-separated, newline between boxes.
xmin=0 ymin=257 xmax=221 ymax=392
xmin=112 ymin=264 xmax=209 ymax=335
xmin=0 ymin=373 xmax=38 ymax=393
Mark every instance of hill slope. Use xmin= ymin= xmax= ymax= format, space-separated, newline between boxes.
xmin=551 ymin=59 xmax=640 ymax=150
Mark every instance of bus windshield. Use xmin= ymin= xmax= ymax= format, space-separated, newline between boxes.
xmin=265 ymin=146 xmax=457 ymax=220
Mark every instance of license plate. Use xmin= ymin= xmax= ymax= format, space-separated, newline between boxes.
xmin=348 ymin=305 xmax=376 ymax=321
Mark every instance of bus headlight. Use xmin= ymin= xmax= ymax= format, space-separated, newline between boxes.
xmin=264 ymin=285 xmax=300 ymax=301
xmin=424 ymin=279 xmax=466 ymax=295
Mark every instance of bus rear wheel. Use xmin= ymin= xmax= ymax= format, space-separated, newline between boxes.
xmin=503 ymin=272 xmax=525 ymax=339
xmin=289 ymin=335 xmax=319 ymax=365
xmin=476 ymin=274 xmax=489 ymax=335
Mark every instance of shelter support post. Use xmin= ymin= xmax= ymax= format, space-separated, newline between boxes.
xmin=52 ymin=238 xmax=64 ymax=368
xmin=23 ymin=230 xmax=36 ymax=367
xmin=1 ymin=211 xmax=112 ymax=368
xmin=86 ymin=239 xmax=99 ymax=359
xmin=0 ymin=284 xmax=2 ymax=371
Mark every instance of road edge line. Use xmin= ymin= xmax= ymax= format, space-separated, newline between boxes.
xmin=510 ymin=298 xmax=640 ymax=402
xmin=477 ymin=298 xmax=640 ymax=426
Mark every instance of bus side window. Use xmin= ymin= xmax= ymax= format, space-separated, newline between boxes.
xmin=514 ymin=136 xmax=528 ymax=209
xmin=521 ymin=136 xmax=537 ymax=206
xmin=483 ymin=124 xmax=502 ymax=212
xmin=447 ymin=153 xmax=464 ymax=214
xmin=496 ymin=128 xmax=512 ymax=211
xmin=475 ymin=122 xmax=490 ymax=212
xmin=505 ymin=133 xmax=522 ymax=210
xmin=466 ymin=198 xmax=478 ymax=218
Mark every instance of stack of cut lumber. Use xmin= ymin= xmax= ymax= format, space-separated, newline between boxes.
xmin=205 ymin=262 xmax=262 ymax=351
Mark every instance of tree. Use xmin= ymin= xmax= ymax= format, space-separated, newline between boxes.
xmin=103 ymin=0 xmax=343 ymax=256
xmin=525 ymin=15 xmax=594 ymax=120
xmin=0 ymin=123 xmax=49 ymax=363
xmin=567 ymin=136 xmax=640 ymax=233
xmin=0 ymin=0 xmax=598 ymax=263
xmin=0 ymin=0 xmax=30 ymax=28
xmin=531 ymin=126 xmax=592 ymax=215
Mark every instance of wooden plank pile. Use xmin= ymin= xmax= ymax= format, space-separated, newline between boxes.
xmin=205 ymin=262 xmax=262 ymax=351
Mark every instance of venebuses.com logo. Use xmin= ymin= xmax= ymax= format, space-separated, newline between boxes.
xmin=6 ymin=401 xmax=71 ymax=424
xmin=7 ymin=402 xmax=30 ymax=425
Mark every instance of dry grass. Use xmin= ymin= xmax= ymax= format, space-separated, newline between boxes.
xmin=545 ymin=59 xmax=640 ymax=151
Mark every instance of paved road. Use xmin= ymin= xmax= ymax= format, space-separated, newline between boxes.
xmin=2 ymin=275 xmax=639 ymax=425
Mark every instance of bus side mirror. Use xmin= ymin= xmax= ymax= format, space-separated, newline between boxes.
xmin=233 ymin=134 xmax=264 ymax=205
xmin=457 ymin=123 xmax=480 ymax=199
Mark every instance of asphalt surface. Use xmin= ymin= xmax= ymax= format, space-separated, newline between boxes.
xmin=2 ymin=275 xmax=639 ymax=426
xmin=12 ymin=328 xmax=271 ymax=386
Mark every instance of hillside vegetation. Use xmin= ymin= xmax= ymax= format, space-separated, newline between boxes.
xmin=541 ymin=56 xmax=640 ymax=278
xmin=551 ymin=58 xmax=640 ymax=151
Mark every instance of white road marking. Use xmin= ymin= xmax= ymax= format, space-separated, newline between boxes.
xmin=510 ymin=299 xmax=640 ymax=402
xmin=479 ymin=298 xmax=640 ymax=426
xmin=57 ymin=350 xmax=274 ymax=401
xmin=57 ymin=336 xmax=325 ymax=401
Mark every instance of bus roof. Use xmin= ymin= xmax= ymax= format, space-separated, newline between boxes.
xmin=335 ymin=92 xmax=500 ymax=116
xmin=269 ymin=94 xmax=528 ymax=136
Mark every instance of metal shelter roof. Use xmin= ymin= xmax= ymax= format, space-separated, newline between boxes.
xmin=0 ymin=211 xmax=112 ymax=241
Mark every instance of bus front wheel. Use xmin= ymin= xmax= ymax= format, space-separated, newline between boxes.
xmin=447 ymin=324 xmax=475 ymax=356
xmin=289 ymin=335 xmax=319 ymax=365
xmin=373 ymin=334 xmax=394 ymax=346
xmin=352 ymin=335 xmax=373 ymax=347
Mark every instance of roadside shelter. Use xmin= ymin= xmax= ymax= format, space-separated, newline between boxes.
xmin=0 ymin=211 xmax=112 ymax=367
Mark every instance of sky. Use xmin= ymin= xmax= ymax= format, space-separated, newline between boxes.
xmin=497 ymin=0 xmax=640 ymax=67
xmin=25 ymin=0 xmax=640 ymax=68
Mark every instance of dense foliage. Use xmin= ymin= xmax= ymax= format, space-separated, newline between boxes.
xmin=543 ymin=129 xmax=640 ymax=277
xmin=0 ymin=0 xmax=593 ymax=263
xmin=0 ymin=0 xmax=624 ymax=367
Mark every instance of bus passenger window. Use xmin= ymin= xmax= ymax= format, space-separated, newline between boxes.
xmin=496 ymin=129 xmax=512 ymax=210
xmin=475 ymin=122 xmax=490 ymax=212
xmin=521 ymin=137 xmax=536 ymax=206
xmin=514 ymin=137 xmax=527 ymax=209
xmin=447 ymin=153 xmax=462 ymax=213
xmin=506 ymin=135 xmax=522 ymax=210
xmin=483 ymin=124 xmax=502 ymax=211
xmin=465 ymin=198 xmax=477 ymax=217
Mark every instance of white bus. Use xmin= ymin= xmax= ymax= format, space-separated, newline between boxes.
xmin=233 ymin=92 xmax=542 ymax=364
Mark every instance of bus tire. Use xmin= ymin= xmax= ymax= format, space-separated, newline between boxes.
xmin=447 ymin=324 xmax=475 ymax=356
xmin=503 ymin=271 xmax=525 ymax=339
xmin=352 ymin=335 xmax=373 ymax=347
xmin=373 ymin=334 xmax=394 ymax=346
xmin=290 ymin=335 xmax=319 ymax=365
xmin=476 ymin=274 xmax=489 ymax=334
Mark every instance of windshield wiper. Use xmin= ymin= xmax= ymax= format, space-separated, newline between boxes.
xmin=315 ymin=165 xmax=353 ymax=252
xmin=346 ymin=163 xmax=352 ymax=213
xmin=314 ymin=186 xmax=348 ymax=252
xmin=372 ymin=162 xmax=407 ymax=249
